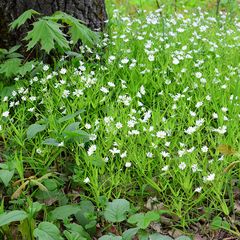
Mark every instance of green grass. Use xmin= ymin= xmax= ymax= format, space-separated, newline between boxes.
xmin=1 ymin=2 xmax=240 ymax=236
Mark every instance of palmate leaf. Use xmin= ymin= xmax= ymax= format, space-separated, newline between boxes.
xmin=24 ymin=19 xmax=70 ymax=54
xmin=0 ymin=58 xmax=22 ymax=77
xmin=48 ymin=11 xmax=99 ymax=47
xmin=10 ymin=9 xmax=40 ymax=30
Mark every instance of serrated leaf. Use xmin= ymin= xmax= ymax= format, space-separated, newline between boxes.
xmin=10 ymin=9 xmax=40 ymax=30
xmin=57 ymin=110 xmax=85 ymax=123
xmin=0 ymin=169 xmax=14 ymax=187
xmin=33 ymin=221 xmax=63 ymax=240
xmin=48 ymin=11 xmax=99 ymax=47
xmin=49 ymin=205 xmax=81 ymax=221
xmin=104 ymin=199 xmax=130 ymax=223
xmin=18 ymin=60 xmax=36 ymax=76
xmin=0 ymin=210 xmax=27 ymax=227
xmin=27 ymin=123 xmax=47 ymax=139
xmin=0 ymin=58 xmax=22 ymax=78
xmin=25 ymin=19 xmax=70 ymax=54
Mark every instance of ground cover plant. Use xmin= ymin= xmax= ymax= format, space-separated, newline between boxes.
xmin=0 ymin=1 xmax=240 ymax=239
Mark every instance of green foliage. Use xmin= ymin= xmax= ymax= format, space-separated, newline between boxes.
xmin=0 ymin=169 xmax=14 ymax=187
xmin=27 ymin=123 xmax=47 ymax=139
xmin=104 ymin=199 xmax=131 ymax=223
xmin=11 ymin=10 xmax=100 ymax=54
xmin=127 ymin=211 xmax=160 ymax=229
xmin=0 ymin=210 xmax=27 ymax=227
xmin=25 ymin=19 xmax=70 ymax=54
xmin=33 ymin=221 xmax=63 ymax=240
xmin=0 ymin=45 xmax=36 ymax=79
xmin=10 ymin=9 xmax=40 ymax=30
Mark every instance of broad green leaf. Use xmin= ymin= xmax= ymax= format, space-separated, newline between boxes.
xmin=149 ymin=233 xmax=173 ymax=240
xmin=0 ymin=210 xmax=27 ymax=227
xmin=27 ymin=123 xmax=47 ymax=139
xmin=64 ymin=223 xmax=91 ymax=240
xmin=175 ymin=236 xmax=192 ymax=240
xmin=0 ymin=58 xmax=22 ymax=78
xmin=99 ymin=235 xmax=122 ymax=240
xmin=64 ymin=122 xmax=80 ymax=132
xmin=75 ymin=200 xmax=95 ymax=227
xmin=49 ymin=205 xmax=81 ymax=220
xmin=210 ymin=216 xmax=230 ymax=231
xmin=122 ymin=227 xmax=139 ymax=240
xmin=0 ymin=169 xmax=14 ymax=186
xmin=104 ymin=199 xmax=130 ymax=223
xmin=57 ymin=110 xmax=85 ymax=123
xmin=34 ymin=221 xmax=63 ymax=240
xmin=25 ymin=19 xmax=70 ymax=54
xmin=128 ymin=211 xmax=160 ymax=229
xmin=42 ymin=138 xmax=60 ymax=147
xmin=10 ymin=9 xmax=40 ymax=30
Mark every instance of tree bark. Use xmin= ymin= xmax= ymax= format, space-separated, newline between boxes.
xmin=0 ymin=0 xmax=107 ymax=49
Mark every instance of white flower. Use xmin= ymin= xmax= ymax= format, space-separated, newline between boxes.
xmin=172 ymin=58 xmax=180 ymax=65
xmin=43 ymin=65 xmax=49 ymax=71
xmin=36 ymin=148 xmax=42 ymax=154
xmin=120 ymin=151 xmax=127 ymax=158
xmin=201 ymin=146 xmax=208 ymax=153
xmin=194 ymin=187 xmax=202 ymax=193
xmin=195 ymin=102 xmax=203 ymax=108
xmin=28 ymin=107 xmax=35 ymax=112
xmin=0 ymin=125 xmax=2 ymax=131
xmin=115 ymin=122 xmax=123 ymax=129
xmin=195 ymin=72 xmax=202 ymax=78
xmin=100 ymin=86 xmax=109 ymax=94
xmin=156 ymin=131 xmax=166 ymax=138
xmin=195 ymin=118 xmax=204 ymax=127
xmin=58 ymin=142 xmax=64 ymax=147
xmin=148 ymin=55 xmax=155 ymax=61
xmin=85 ymin=123 xmax=92 ymax=129
xmin=212 ymin=113 xmax=218 ymax=119
xmin=146 ymin=152 xmax=153 ymax=158
xmin=206 ymin=95 xmax=211 ymax=101
xmin=191 ymin=164 xmax=198 ymax=172
xmin=205 ymin=173 xmax=215 ymax=181
xmin=185 ymin=126 xmax=197 ymax=135
xmin=60 ymin=68 xmax=67 ymax=74
xmin=109 ymin=147 xmax=120 ymax=155
xmin=179 ymin=162 xmax=186 ymax=170
xmin=125 ymin=162 xmax=132 ymax=168
xmin=89 ymin=134 xmax=97 ymax=141
xmin=221 ymin=107 xmax=228 ymax=112
xmin=190 ymin=111 xmax=196 ymax=117
xmin=2 ymin=111 xmax=9 ymax=117
xmin=84 ymin=177 xmax=90 ymax=183
xmin=62 ymin=90 xmax=70 ymax=98
xmin=87 ymin=145 xmax=96 ymax=156
xmin=161 ymin=151 xmax=170 ymax=157
xmin=73 ymin=89 xmax=84 ymax=97
xmin=121 ymin=58 xmax=129 ymax=64
xmin=162 ymin=165 xmax=169 ymax=171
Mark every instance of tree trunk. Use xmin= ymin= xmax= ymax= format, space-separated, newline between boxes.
xmin=0 ymin=0 xmax=107 ymax=49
